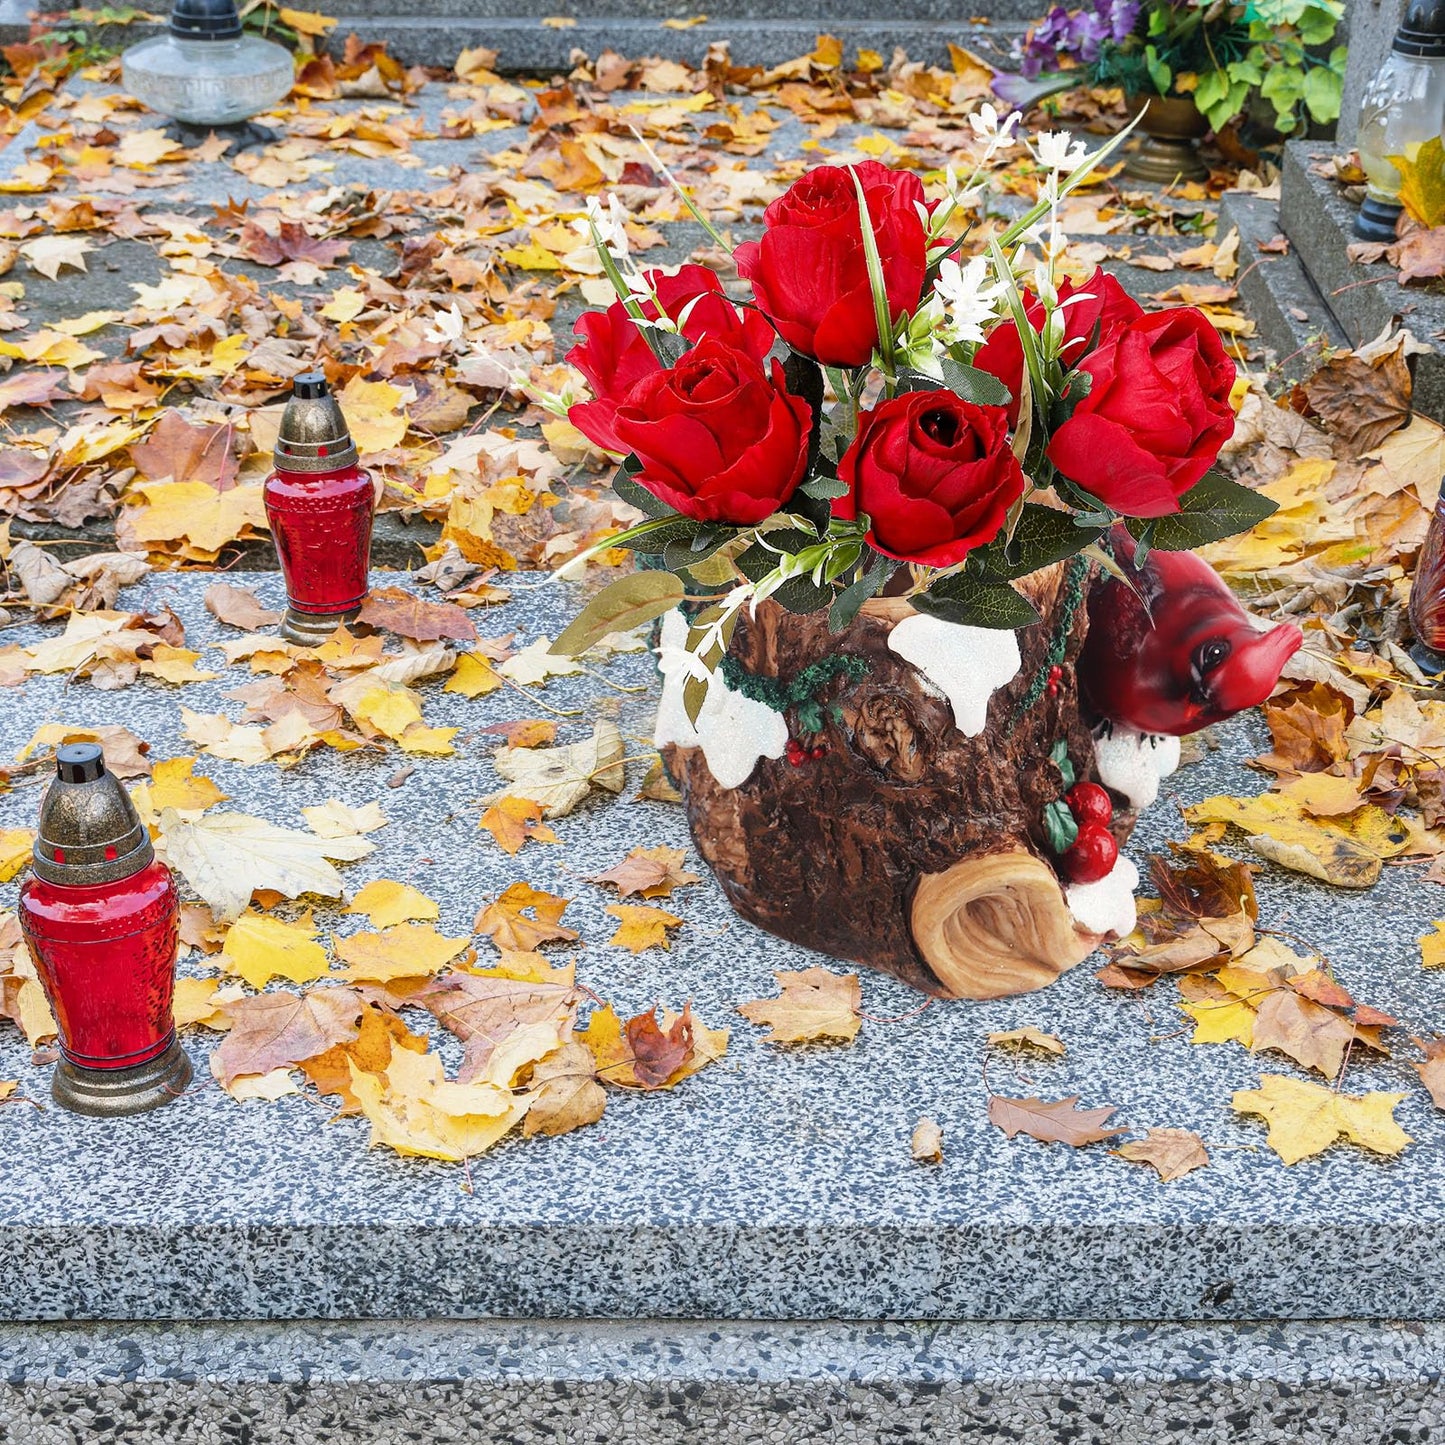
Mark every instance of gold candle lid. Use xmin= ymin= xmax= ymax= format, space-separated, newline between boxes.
xmin=274 ymin=370 xmax=360 ymax=475
xmin=32 ymin=744 xmax=153 ymax=887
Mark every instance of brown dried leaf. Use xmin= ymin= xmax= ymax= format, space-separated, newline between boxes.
xmin=911 ymin=1117 xmax=943 ymax=1163
xmin=986 ymin=1094 xmax=1127 ymax=1147
xmin=356 ymin=585 xmax=478 ymax=643
xmin=211 ymin=986 xmax=365 ymax=1087
xmin=522 ymin=1041 xmax=606 ymax=1137
xmin=204 ymin=583 xmax=281 ymax=631
xmin=474 ymin=882 xmax=578 ymax=952
xmin=737 ymin=967 xmax=861 ymax=1045
xmin=1114 ymin=1127 xmax=1209 ymax=1182
xmin=586 ymin=845 xmax=701 ymax=899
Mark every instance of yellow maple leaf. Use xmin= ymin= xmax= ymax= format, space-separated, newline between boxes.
xmin=220 ymin=911 xmax=331 ymax=990
xmin=144 ymin=757 xmax=227 ymax=814
xmin=332 ymin=922 xmax=472 ymax=983
xmin=1178 ymin=975 xmax=1257 ymax=1048
xmin=137 ymin=645 xmax=220 ymax=686
xmin=1232 ymin=1074 xmax=1411 ymax=1165
xmin=397 ymin=722 xmax=458 ymax=756
xmin=479 ymin=795 xmax=559 ymax=855
xmin=126 ymin=481 xmax=268 ymax=557
xmin=0 ymin=828 xmax=34 ymax=883
xmin=348 ymin=1048 xmax=526 ymax=1162
xmin=172 ymin=976 xmax=229 ymax=1029
xmin=319 ymin=286 xmax=365 ymax=322
xmin=737 ymin=967 xmax=861 ymax=1045
xmin=444 ymin=652 xmax=503 ymax=698
xmin=1422 ymin=922 xmax=1445 ymax=970
xmin=277 ymin=6 xmax=337 ymax=34
xmin=606 ymin=903 xmax=683 ymax=953
xmin=302 ymin=800 xmax=387 ymax=838
xmin=346 ymin=879 xmax=439 ymax=930
xmin=337 ymin=375 xmax=409 ymax=454
xmin=1389 ymin=134 xmax=1445 ymax=228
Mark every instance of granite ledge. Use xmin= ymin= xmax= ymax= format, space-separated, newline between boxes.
xmin=2 ymin=1318 xmax=1443 ymax=1445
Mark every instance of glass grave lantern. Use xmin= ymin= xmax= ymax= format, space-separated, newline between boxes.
xmin=121 ymin=0 xmax=293 ymax=149
xmin=18 ymin=744 xmax=191 ymax=1117
xmin=1354 ymin=0 xmax=1445 ymax=242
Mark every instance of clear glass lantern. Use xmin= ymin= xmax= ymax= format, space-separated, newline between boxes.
xmin=121 ymin=0 xmax=293 ymax=130
xmin=1355 ymin=0 xmax=1445 ymax=241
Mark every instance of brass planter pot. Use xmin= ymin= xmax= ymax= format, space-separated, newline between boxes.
xmin=1125 ymin=94 xmax=1210 ymax=184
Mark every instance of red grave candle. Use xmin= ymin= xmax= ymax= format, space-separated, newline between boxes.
xmin=18 ymin=743 xmax=191 ymax=1116
xmin=264 ymin=370 xmax=375 ymax=645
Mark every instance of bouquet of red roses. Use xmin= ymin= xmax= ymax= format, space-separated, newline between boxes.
xmin=551 ymin=114 xmax=1272 ymax=721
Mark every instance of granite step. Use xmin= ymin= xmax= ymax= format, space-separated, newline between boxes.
xmin=3 ymin=1318 xmax=1443 ymax=1445
xmin=3 ymin=2 xmax=1029 ymax=69
xmin=1278 ymin=138 xmax=1445 ymax=413
xmin=1217 ymin=187 xmax=1347 ymax=388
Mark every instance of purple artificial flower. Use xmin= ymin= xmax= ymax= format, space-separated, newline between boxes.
xmin=1016 ymin=0 xmax=1141 ymax=79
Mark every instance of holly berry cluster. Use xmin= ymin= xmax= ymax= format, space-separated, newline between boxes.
xmin=785 ymin=737 xmax=827 ymax=767
xmin=1060 ymin=782 xmax=1117 ymax=884
xmin=1042 ymin=740 xmax=1118 ymax=885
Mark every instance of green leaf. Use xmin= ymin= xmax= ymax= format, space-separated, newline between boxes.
xmin=1050 ymin=739 xmax=1075 ymax=791
xmin=800 ymin=475 xmax=850 ymax=501
xmin=828 ymin=554 xmax=897 ymax=631
xmin=550 ymin=570 xmax=685 ymax=657
xmin=849 ymin=165 xmax=894 ymax=371
xmin=772 ymin=573 xmax=835 ymax=614
xmin=1302 ymin=66 xmax=1341 ymax=125
xmin=1133 ymin=472 xmax=1278 ymax=552
xmin=912 ymin=576 xmax=1041 ymax=630
xmin=972 ymin=505 xmax=1101 ymax=583
xmin=612 ymin=461 xmax=674 ymax=520
xmin=1043 ymin=799 xmax=1078 ymax=856
xmin=662 ymin=527 xmax=732 ymax=571
xmin=612 ymin=515 xmax=705 ymax=555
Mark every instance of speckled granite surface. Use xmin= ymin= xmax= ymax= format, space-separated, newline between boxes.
xmin=3 ymin=1318 xmax=1444 ymax=1444
xmin=2 ymin=573 xmax=1445 ymax=1325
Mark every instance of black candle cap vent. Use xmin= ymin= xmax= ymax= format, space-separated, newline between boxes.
xmin=169 ymin=0 xmax=244 ymax=42
xmin=1395 ymin=0 xmax=1445 ymax=57
xmin=55 ymin=743 xmax=105 ymax=785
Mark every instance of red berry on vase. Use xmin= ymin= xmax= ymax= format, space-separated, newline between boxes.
xmin=1063 ymin=823 xmax=1119 ymax=884
xmin=1065 ymin=781 xmax=1114 ymax=828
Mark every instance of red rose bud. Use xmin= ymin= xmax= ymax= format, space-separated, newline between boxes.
xmin=734 ymin=161 xmax=928 ymax=368
xmin=974 ymin=269 xmax=1143 ymax=427
xmin=612 ymin=338 xmax=812 ymax=526
xmin=1080 ymin=525 xmax=1303 ymax=736
xmin=566 ymin=264 xmax=776 ymax=455
xmin=1065 ymin=781 xmax=1113 ymax=828
xmin=1046 ymin=308 xmax=1237 ymax=519
xmin=1063 ymin=823 xmax=1119 ymax=884
xmin=834 ymin=391 xmax=1025 ymax=568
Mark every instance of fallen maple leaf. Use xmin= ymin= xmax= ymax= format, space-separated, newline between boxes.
xmin=522 ymin=1041 xmax=606 ymax=1137
xmin=220 ymin=910 xmax=330 ymax=990
xmin=332 ymin=922 xmax=471 ymax=983
xmin=582 ymin=1001 xmax=726 ymax=1090
xmin=606 ymin=902 xmax=683 ymax=953
xmin=0 ymin=829 xmax=34 ymax=884
xmin=737 ymin=967 xmax=861 ymax=1044
xmin=474 ymin=882 xmax=578 ymax=951
xmin=987 ymin=1094 xmax=1127 ymax=1147
xmin=16 ymin=724 xmax=152 ymax=777
xmin=491 ymin=722 xmax=626 ymax=817
xmin=347 ymin=879 xmax=439 ymax=929
xmin=348 ymin=1046 xmax=526 ymax=1162
xmin=1232 ymin=1074 xmax=1411 ymax=1165
xmin=303 ymin=800 xmax=387 ymax=838
xmin=1114 ymin=1127 xmax=1209 ymax=1182
xmin=140 ymin=756 xmax=227 ymax=815
xmin=420 ymin=965 xmax=580 ymax=1084
xmin=586 ymin=845 xmax=700 ymax=899
xmin=204 ymin=582 xmax=281 ymax=631
xmin=479 ymin=795 xmax=558 ymax=855
xmin=160 ymin=808 xmax=375 ymax=921
xmin=356 ymin=585 xmax=478 ymax=642
xmin=498 ymin=636 xmax=582 ymax=686
xmin=211 ymin=986 xmax=365 ymax=1087
xmin=299 ymin=1004 xmax=429 ymax=1115
xmin=1413 ymin=1036 xmax=1445 ymax=1111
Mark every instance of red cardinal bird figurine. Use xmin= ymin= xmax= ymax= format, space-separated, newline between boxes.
xmin=1078 ymin=525 xmax=1302 ymax=737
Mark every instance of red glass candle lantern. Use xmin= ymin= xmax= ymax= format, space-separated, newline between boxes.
xmin=18 ymin=743 xmax=191 ymax=1116
xmin=264 ymin=370 xmax=375 ymax=645
xmin=1411 ymin=500 xmax=1445 ymax=674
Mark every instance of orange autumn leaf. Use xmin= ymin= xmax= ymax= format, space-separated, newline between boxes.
xmin=605 ymin=903 xmax=683 ymax=953
xmin=479 ymin=795 xmax=558 ymax=855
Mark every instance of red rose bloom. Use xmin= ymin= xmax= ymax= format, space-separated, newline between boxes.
xmin=734 ymin=161 xmax=928 ymax=369
xmin=566 ymin=265 xmax=775 ymax=455
xmin=612 ymin=338 xmax=811 ymax=526
xmin=835 ymin=392 xmax=1025 ymax=568
xmin=1046 ymin=308 xmax=1236 ymax=518
xmin=974 ymin=269 xmax=1143 ymax=426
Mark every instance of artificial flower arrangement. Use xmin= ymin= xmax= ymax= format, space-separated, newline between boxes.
xmin=1005 ymin=0 xmax=1346 ymax=138
xmin=548 ymin=112 xmax=1296 ymax=1002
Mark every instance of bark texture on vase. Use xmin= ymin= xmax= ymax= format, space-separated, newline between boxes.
xmin=661 ymin=562 xmax=1135 ymax=1001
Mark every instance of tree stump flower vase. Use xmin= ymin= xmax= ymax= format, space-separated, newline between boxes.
xmin=551 ymin=134 xmax=1300 ymax=1000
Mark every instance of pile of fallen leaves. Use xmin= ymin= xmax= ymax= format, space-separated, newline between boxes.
xmin=0 ymin=22 xmax=1442 ymax=1176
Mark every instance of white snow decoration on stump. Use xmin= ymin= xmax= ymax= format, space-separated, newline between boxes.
xmin=1066 ymin=854 xmax=1140 ymax=939
xmin=885 ymin=614 xmax=1022 ymax=738
xmin=1092 ymin=723 xmax=1182 ymax=811
xmin=654 ymin=610 xmax=789 ymax=791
